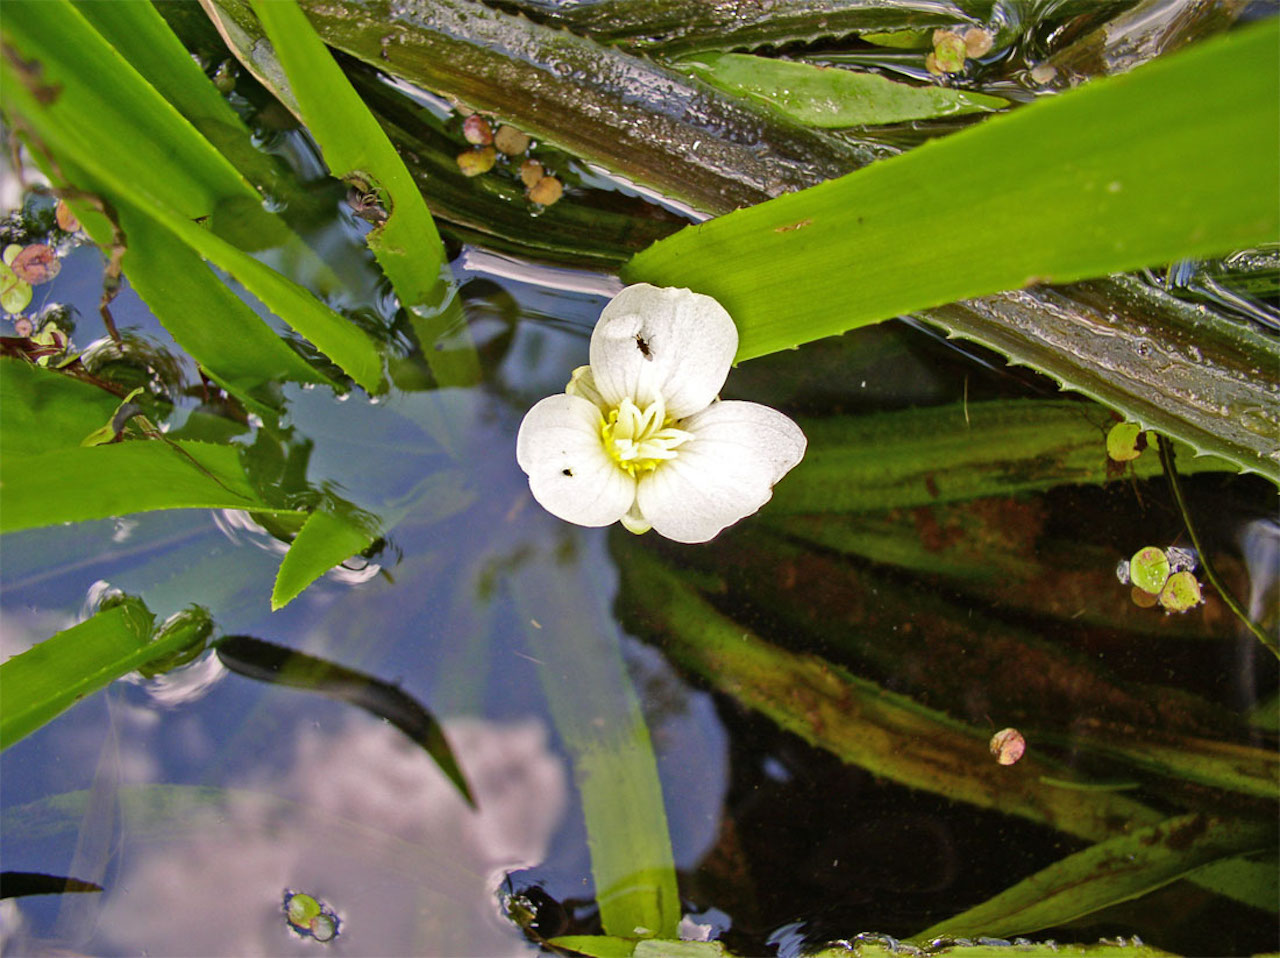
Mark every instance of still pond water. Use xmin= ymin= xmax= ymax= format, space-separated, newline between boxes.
xmin=1 ymin=28 xmax=1277 ymax=957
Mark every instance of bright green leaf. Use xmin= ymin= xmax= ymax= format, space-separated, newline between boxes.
xmin=249 ymin=0 xmax=480 ymax=387
xmin=552 ymin=937 xmax=730 ymax=957
xmin=551 ymin=936 xmax=638 ymax=958
xmin=860 ymin=29 xmax=935 ymax=49
xmin=0 ymin=440 xmax=304 ymax=534
xmin=271 ymin=508 xmax=377 ymax=610
xmin=625 ymin=21 xmax=1280 ymax=362
xmin=0 ymin=358 xmax=121 ymax=457
xmin=114 ymin=199 xmax=335 ymax=402
xmin=511 ymin=548 xmax=681 ymax=939
xmin=69 ymin=0 xmax=290 ymax=196
xmin=808 ymin=940 xmax=1180 ymax=958
xmin=678 ymin=52 xmax=1007 ymax=126
xmin=0 ymin=598 xmax=213 ymax=748
xmin=1 ymin=0 xmax=260 ymax=223
xmin=1 ymin=0 xmax=385 ymax=393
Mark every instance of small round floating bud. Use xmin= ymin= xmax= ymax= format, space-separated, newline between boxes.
xmin=213 ymin=59 xmax=237 ymax=94
xmin=1159 ymin=571 xmax=1203 ymax=613
xmin=1029 ymin=63 xmax=1058 ymax=85
xmin=930 ymin=29 xmax=967 ymax=73
xmin=11 ymin=244 xmax=60 ymax=285
xmin=520 ymin=159 xmax=545 ymax=188
xmin=456 ymin=146 xmax=497 ymax=177
xmin=494 ymin=124 xmax=531 ymax=155
xmin=285 ymin=892 xmax=321 ymax=929
xmin=963 ymin=26 xmax=994 ymax=58
xmin=1115 ymin=559 xmax=1131 ymax=585
xmin=1106 ymin=421 xmax=1146 ymax=462
xmin=1129 ymin=546 xmax=1170 ymax=595
xmin=462 ymin=113 xmax=493 ymax=145
xmin=528 ymin=176 xmax=564 ymax=206
xmin=55 ymin=199 xmax=80 ymax=233
xmin=310 ymin=914 xmax=338 ymax=942
xmin=989 ymin=728 xmax=1025 ymax=765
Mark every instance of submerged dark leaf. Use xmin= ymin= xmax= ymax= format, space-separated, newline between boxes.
xmin=0 ymin=871 xmax=103 ymax=899
xmin=215 ymin=635 xmax=473 ymax=806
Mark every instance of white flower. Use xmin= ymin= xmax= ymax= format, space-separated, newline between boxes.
xmin=516 ymin=284 xmax=806 ymax=543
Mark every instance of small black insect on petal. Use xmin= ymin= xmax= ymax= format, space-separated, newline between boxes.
xmin=634 ymin=334 xmax=652 ymax=359
xmin=562 ymin=468 xmax=573 ymax=476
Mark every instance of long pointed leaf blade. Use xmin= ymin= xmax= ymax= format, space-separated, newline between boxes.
xmin=916 ymin=814 xmax=1276 ymax=940
xmin=623 ymin=20 xmax=1280 ymax=361
xmin=0 ymin=601 xmax=212 ymax=749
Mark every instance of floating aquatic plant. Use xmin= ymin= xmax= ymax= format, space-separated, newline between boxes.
xmin=516 ymin=285 xmax=806 ymax=542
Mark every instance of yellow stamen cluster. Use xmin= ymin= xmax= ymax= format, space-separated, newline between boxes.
xmin=601 ymin=396 xmax=693 ymax=477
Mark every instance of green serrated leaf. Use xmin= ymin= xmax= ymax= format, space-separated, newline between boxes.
xmin=1 ymin=0 xmax=259 ymax=222
xmin=0 ymin=358 xmax=121 ymax=458
xmin=249 ymin=0 xmax=480 ymax=387
xmin=1 ymin=0 xmax=386 ymax=393
xmin=69 ymin=0 xmax=291 ymax=198
xmin=807 ymin=939 xmax=1180 ymax=958
xmin=0 ymin=599 xmax=213 ymax=748
xmin=678 ymin=52 xmax=1007 ymax=126
xmin=113 ymin=199 xmax=334 ymax=401
xmin=271 ymin=508 xmax=377 ymax=610
xmin=0 ymin=440 xmax=304 ymax=534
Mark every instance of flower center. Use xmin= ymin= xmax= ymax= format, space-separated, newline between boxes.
xmin=601 ymin=397 xmax=693 ymax=477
